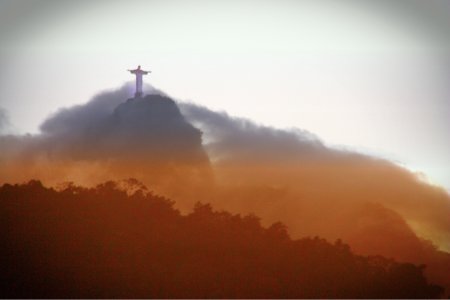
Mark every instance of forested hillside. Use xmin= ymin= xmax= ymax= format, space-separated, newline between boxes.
xmin=0 ymin=180 xmax=444 ymax=298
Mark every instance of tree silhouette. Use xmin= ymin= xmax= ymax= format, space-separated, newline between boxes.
xmin=0 ymin=180 xmax=444 ymax=298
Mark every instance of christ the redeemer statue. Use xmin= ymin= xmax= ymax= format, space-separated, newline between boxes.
xmin=128 ymin=65 xmax=150 ymax=98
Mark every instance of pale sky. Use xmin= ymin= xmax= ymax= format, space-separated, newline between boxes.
xmin=0 ymin=0 xmax=449 ymax=190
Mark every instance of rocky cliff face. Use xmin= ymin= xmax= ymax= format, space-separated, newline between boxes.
xmin=110 ymin=94 xmax=208 ymax=163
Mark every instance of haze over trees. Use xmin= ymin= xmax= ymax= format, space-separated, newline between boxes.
xmin=0 ymin=180 xmax=444 ymax=298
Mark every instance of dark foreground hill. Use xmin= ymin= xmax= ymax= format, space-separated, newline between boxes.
xmin=0 ymin=180 xmax=444 ymax=298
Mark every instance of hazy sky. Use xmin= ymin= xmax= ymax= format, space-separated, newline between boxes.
xmin=0 ymin=0 xmax=449 ymax=190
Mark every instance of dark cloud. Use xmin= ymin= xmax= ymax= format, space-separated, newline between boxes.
xmin=179 ymin=102 xmax=328 ymax=163
xmin=38 ymin=84 xmax=206 ymax=163
xmin=39 ymin=83 xmax=163 ymax=138
xmin=179 ymin=102 xmax=374 ymax=165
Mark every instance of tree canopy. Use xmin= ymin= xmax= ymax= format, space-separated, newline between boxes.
xmin=0 ymin=180 xmax=444 ymax=298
